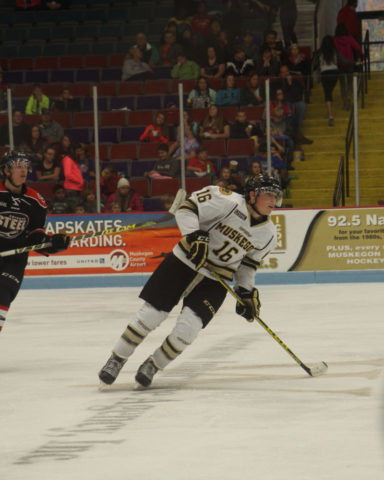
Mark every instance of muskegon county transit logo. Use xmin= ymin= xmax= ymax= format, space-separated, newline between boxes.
xmin=109 ymin=249 xmax=130 ymax=271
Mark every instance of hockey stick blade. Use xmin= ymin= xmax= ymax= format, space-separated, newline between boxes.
xmin=303 ymin=361 xmax=328 ymax=377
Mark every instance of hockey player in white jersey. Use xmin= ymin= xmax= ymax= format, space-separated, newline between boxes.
xmin=99 ymin=175 xmax=283 ymax=387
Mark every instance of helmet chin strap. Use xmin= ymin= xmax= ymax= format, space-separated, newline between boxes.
xmin=4 ymin=171 xmax=24 ymax=190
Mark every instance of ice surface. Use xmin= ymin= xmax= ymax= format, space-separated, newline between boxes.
xmin=0 ymin=283 xmax=383 ymax=480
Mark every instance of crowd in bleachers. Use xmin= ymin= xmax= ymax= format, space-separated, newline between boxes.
xmin=0 ymin=0 xmax=364 ymax=211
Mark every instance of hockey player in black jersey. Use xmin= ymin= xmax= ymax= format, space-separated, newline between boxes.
xmin=0 ymin=151 xmax=70 ymax=333
xmin=99 ymin=175 xmax=283 ymax=388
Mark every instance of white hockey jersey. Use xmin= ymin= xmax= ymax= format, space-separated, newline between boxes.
xmin=173 ymin=186 xmax=277 ymax=290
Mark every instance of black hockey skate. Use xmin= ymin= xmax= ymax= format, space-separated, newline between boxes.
xmin=99 ymin=353 xmax=127 ymax=385
xmin=135 ymin=356 xmax=158 ymax=387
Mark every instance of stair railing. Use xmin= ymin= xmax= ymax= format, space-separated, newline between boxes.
xmin=333 ymin=155 xmax=345 ymax=207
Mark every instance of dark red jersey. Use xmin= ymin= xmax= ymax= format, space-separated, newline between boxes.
xmin=0 ymin=182 xmax=47 ymax=252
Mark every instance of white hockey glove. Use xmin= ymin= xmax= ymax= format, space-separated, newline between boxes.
xmin=186 ymin=230 xmax=209 ymax=270
xmin=235 ymin=286 xmax=261 ymax=322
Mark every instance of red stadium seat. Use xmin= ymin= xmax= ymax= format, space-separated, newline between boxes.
xmin=100 ymin=111 xmax=127 ymax=127
xmin=144 ymin=79 xmax=170 ymax=95
xmin=151 ymin=178 xmax=180 ymax=196
xmin=222 ymin=106 xmax=238 ymax=123
xmin=0 ymin=146 xmax=9 ymax=157
xmin=119 ymin=81 xmax=143 ymax=96
xmin=69 ymin=84 xmax=91 ymax=96
xmin=43 ymin=84 xmax=64 ymax=97
xmin=130 ymin=178 xmax=150 ymax=197
xmin=85 ymin=55 xmax=108 ymax=68
xmin=128 ymin=110 xmax=153 ymax=126
xmin=51 ymin=112 xmax=72 ymax=128
xmin=24 ymin=114 xmax=41 ymax=125
xmin=241 ymin=106 xmax=264 ymax=121
xmin=185 ymin=177 xmax=211 ymax=194
xmin=227 ymin=139 xmax=255 ymax=156
xmin=59 ymin=56 xmax=83 ymax=69
xmin=162 ymin=109 xmax=180 ymax=125
xmin=13 ymin=85 xmax=33 ymax=98
xmin=29 ymin=182 xmax=56 ymax=201
xmin=88 ymin=144 xmax=109 ymax=161
xmin=170 ymin=79 xmax=196 ymax=93
xmin=209 ymin=78 xmax=223 ymax=91
xmin=138 ymin=142 xmax=160 ymax=159
xmin=109 ymin=54 xmax=125 ymax=67
xmin=190 ymin=108 xmax=207 ymax=123
xmin=35 ymin=57 xmax=58 ymax=70
xmin=0 ymin=115 xmax=7 ymax=126
xmin=96 ymin=82 xmax=117 ymax=96
xmin=73 ymin=112 xmax=94 ymax=127
xmin=10 ymin=58 xmax=33 ymax=70
xmin=110 ymin=143 xmax=137 ymax=160
xmin=202 ymin=139 xmax=226 ymax=157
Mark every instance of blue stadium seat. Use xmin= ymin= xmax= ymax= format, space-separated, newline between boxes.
xmin=131 ymin=160 xmax=156 ymax=177
xmin=110 ymin=97 xmax=135 ymax=111
xmin=101 ymin=69 xmax=121 ymax=81
xmin=94 ymin=128 xmax=119 ymax=143
xmin=43 ymin=43 xmax=68 ymax=57
xmin=51 ymin=70 xmax=75 ymax=83
xmin=136 ymin=95 xmax=163 ymax=110
xmin=121 ymin=127 xmax=144 ymax=142
xmin=83 ymin=97 xmax=108 ymax=111
xmin=77 ymin=69 xmax=100 ymax=83
xmin=143 ymin=197 xmax=164 ymax=212
xmin=25 ymin=71 xmax=49 ymax=84
xmin=64 ymin=128 xmax=90 ymax=144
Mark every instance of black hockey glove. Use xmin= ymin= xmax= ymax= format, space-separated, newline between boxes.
xmin=235 ymin=286 xmax=261 ymax=322
xmin=186 ymin=230 xmax=209 ymax=270
xmin=45 ymin=234 xmax=71 ymax=254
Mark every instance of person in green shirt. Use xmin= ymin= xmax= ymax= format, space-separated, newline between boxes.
xmin=171 ymin=54 xmax=200 ymax=80
xmin=25 ymin=84 xmax=50 ymax=115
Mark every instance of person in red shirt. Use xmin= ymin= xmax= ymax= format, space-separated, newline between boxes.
xmin=191 ymin=1 xmax=211 ymax=38
xmin=337 ymin=0 xmax=360 ymax=40
xmin=186 ymin=145 xmax=215 ymax=177
xmin=139 ymin=112 xmax=169 ymax=143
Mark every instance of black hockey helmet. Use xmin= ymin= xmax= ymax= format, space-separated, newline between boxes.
xmin=0 ymin=150 xmax=32 ymax=177
xmin=245 ymin=174 xmax=283 ymax=207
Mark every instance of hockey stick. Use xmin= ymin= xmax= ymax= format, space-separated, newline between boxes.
xmin=208 ymin=269 xmax=328 ymax=377
xmin=0 ymin=189 xmax=187 ymax=258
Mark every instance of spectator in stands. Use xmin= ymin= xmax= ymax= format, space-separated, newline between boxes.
xmin=54 ymin=87 xmax=81 ymax=113
xmin=145 ymin=143 xmax=180 ymax=179
xmin=186 ymin=145 xmax=215 ymax=177
xmin=287 ymin=44 xmax=310 ymax=77
xmin=337 ymin=0 xmax=359 ymax=41
xmin=222 ymin=0 xmax=244 ymax=43
xmin=168 ymin=6 xmax=191 ymax=37
xmin=204 ymin=18 xmax=222 ymax=51
xmin=240 ymin=71 xmax=265 ymax=106
xmin=109 ymin=201 xmax=121 ymax=213
xmin=180 ymin=27 xmax=205 ymax=66
xmin=82 ymin=189 xmax=98 ymax=213
xmin=239 ymin=31 xmax=261 ymax=64
xmin=74 ymin=204 xmax=86 ymax=214
xmin=62 ymin=150 xmax=84 ymax=209
xmin=215 ymin=74 xmax=240 ymax=106
xmin=216 ymin=30 xmax=232 ymax=63
xmin=169 ymin=119 xmax=200 ymax=163
xmin=57 ymin=134 xmax=74 ymax=160
xmin=191 ymin=1 xmax=211 ymax=38
xmin=318 ymin=35 xmax=339 ymax=127
xmin=122 ymin=46 xmax=155 ymax=81
xmin=105 ymin=177 xmax=143 ymax=213
xmin=25 ymin=84 xmax=51 ymax=115
xmin=243 ymin=159 xmax=264 ymax=184
xmin=230 ymin=110 xmax=263 ymax=139
xmin=226 ymin=46 xmax=255 ymax=77
xmin=159 ymin=31 xmax=183 ymax=66
xmin=43 ymin=0 xmax=70 ymax=9
xmin=75 ymin=143 xmax=95 ymax=186
xmin=134 ymin=32 xmax=160 ymax=67
xmin=21 ymin=124 xmax=46 ymax=162
xmin=187 ymin=77 xmax=217 ymax=109
xmin=275 ymin=65 xmax=313 ymax=145
xmin=214 ymin=166 xmax=241 ymax=192
xmin=100 ymin=165 xmax=123 ymax=200
xmin=199 ymin=104 xmax=230 ymax=139
xmin=39 ymin=109 xmax=64 ymax=145
xmin=248 ymin=0 xmax=277 ymax=30
xmin=334 ymin=22 xmax=363 ymax=110
xmin=47 ymin=184 xmax=72 ymax=215
xmin=0 ymin=110 xmax=30 ymax=147
xmin=252 ymin=140 xmax=287 ymax=183
xmin=140 ymin=111 xmax=170 ymax=144
xmin=200 ymin=46 xmax=225 ymax=80
xmin=171 ymin=54 xmax=200 ymax=80
xmin=261 ymin=29 xmax=287 ymax=65
xmin=0 ymin=70 xmax=8 ymax=113
xmin=255 ymin=46 xmax=280 ymax=77
xmin=35 ymin=145 xmax=61 ymax=182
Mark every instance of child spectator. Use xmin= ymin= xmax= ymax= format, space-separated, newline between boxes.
xmin=47 ymin=184 xmax=72 ymax=214
xmin=54 ymin=87 xmax=81 ymax=113
xmin=243 ymin=160 xmax=265 ymax=184
xmin=215 ymin=74 xmax=240 ymax=106
xmin=200 ymin=46 xmax=225 ymax=79
xmin=25 ymin=84 xmax=50 ymax=115
xmin=100 ymin=165 xmax=123 ymax=200
xmin=75 ymin=143 xmax=95 ymax=186
xmin=74 ymin=204 xmax=86 ymax=214
xmin=240 ymin=72 xmax=265 ymax=106
xmin=35 ymin=146 xmax=61 ymax=181
xmin=187 ymin=77 xmax=216 ymax=109
xmin=39 ymin=109 xmax=64 ymax=145
xmin=169 ymin=120 xmax=200 ymax=164
xmin=230 ymin=110 xmax=263 ymax=139
xmin=83 ymin=189 xmax=98 ymax=213
xmin=186 ymin=145 xmax=215 ymax=177
xmin=214 ymin=166 xmax=242 ymax=193
xmin=171 ymin=54 xmax=200 ymax=80
xmin=139 ymin=112 xmax=169 ymax=143
xmin=145 ymin=143 xmax=180 ymax=179
xmin=199 ymin=104 xmax=230 ymax=139
xmin=109 ymin=201 xmax=122 ymax=213
xmin=105 ymin=178 xmax=143 ymax=212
